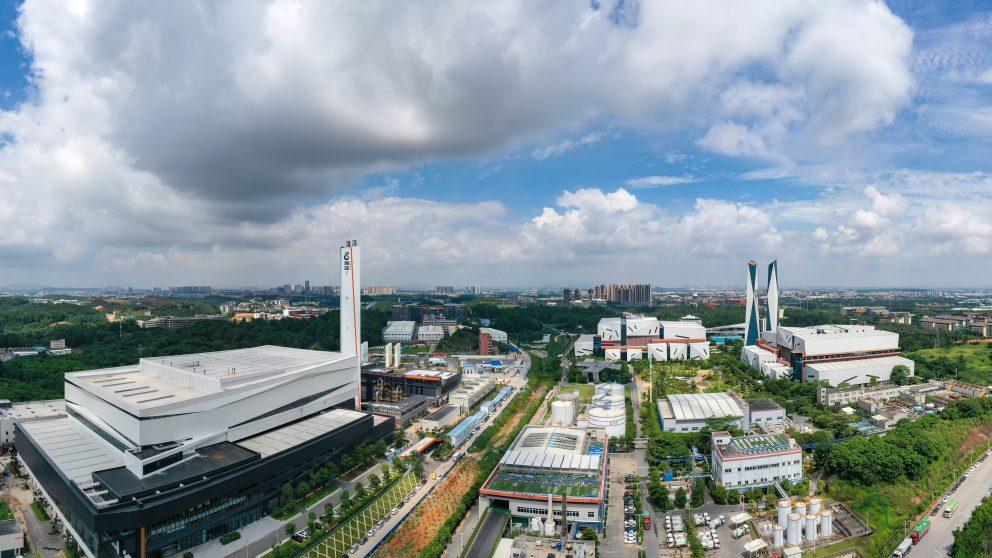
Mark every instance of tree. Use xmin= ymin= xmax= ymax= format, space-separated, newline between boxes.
xmin=284 ymin=522 xmax=296 ymax=537
xmin=675 ymin=488 xmax=687 ymax=509
xmin=307 ymin=511 xmax=317 ymax=533
xmin=280 ymin=483 xmax=294 ymax=507
xmin=339 ymin=490 xmax=351 ymax=510
xmin=354 ymin=481 xmax=367 ymax=501
xmin=296 ymin=480 xmax=310 ymax=499
xmin=891 ymin=365 xmax=910 ymax=386
xmin=368 ymin=473 xmax=381 ymax=491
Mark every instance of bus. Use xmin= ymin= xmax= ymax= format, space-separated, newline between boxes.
xmin=942 ymin=499 xmax=959 ymax=518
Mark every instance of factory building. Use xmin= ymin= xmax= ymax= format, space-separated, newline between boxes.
xmin=711 ymin=431 xmax=803 ymax=490
xmin=360 ymin=368 xmax=461 ymax=406
xmin=416 ymin=325 xmax=445 ymax=343
xmin=573 ymin=315 xmax=709 ymax=362
xmin=479 ymin=327 xmax=508 ymax=343
xmin=480 ymin=426 xmax=608 ymax=533
xmin=447 ymin=411 xmax=487 ymax=448
xmin=422 ymin=405 xmax=461 ymax=430
xmin=15 ymin=240 xmax=395 ymax=558
xmin=448 ymin=376 xmax=497 ymax=413
xmin=382 ymin=321 xmax=417 ymax=342
xmin=364 ymin=394 xmax=429 ymax=425
xmin=657 ymin=393 xmax=745 ymax=433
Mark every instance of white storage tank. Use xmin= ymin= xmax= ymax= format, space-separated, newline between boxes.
xmin=805 ymin=514 xmax=817 ymax=543
xmin=777 ymin=499 xmax=791 ymax=527
xmin=820 ymin=509 xmax=834 ymax=537
xmin=587 ymin=404 xmax=626 ymax=437
xmin=773 ymin=524 xmax=784 ymax=547
xmin=594 ymin=383 xmax=625 ymax=398
xmin=394 ymin=343 xmax=402 ymax=366
xmin=795 ymin=500 xmax=807 ymax=517
xmin=786 ymin=513 xmax=801 ymax=546
xmin=558 ymin=390 xmax=579 ymax=403
xmin=810 ymin=498 xmax=822 ymax=517
xmin=551 ymin=401 xmax=575 ymax=426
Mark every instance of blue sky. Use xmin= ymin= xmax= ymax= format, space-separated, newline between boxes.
xmin=0 ymin=1 xmax=990 ymax=288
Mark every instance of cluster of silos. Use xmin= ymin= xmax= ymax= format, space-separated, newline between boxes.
xmin=588 ymin=383 xmax=626 ymax=436
xmin=776 ymin=498 xmax=832 ymax=546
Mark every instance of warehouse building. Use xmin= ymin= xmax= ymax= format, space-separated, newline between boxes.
xmin=422 ymin=405 xmax=461 ymax=430
xmin=711 ymin=431 xmax=803 ymax=490
xmin=446 ymin=411 xmax=487 ymax=447
xmin=480 ymin=426 xmax=608 ymax=534
xmin=382 ymin=321 xmax=417 ymax=342
xmin=417 ymin=325 xmax=445 ymax=343
xmin=448 ymin=376 xmax=496 ymax=413
xmin=364 ymin=394 xmax=429 ymax=425
xmin=657 ymin=393 xmax=745 ymax=433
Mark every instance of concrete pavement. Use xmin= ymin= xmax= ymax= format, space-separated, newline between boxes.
xmin=911 ymin=448 xmax=992 ymax=557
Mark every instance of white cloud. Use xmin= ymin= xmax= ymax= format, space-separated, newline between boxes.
xmin=625 ymin=175 xmax=698 ymax=188
xmin=0 ymin=0 xmax=942 ymax=286
xmin=532 ymin=133 xmax=604 ymax=160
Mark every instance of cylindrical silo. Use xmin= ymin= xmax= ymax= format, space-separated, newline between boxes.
xmin=393 ymin=343 xmax=402 ymax=366
xmin=384 ymin=343 xmax=393 ymax=368
xmin=786 ymin=513 xmax=801 ymax=546
xmin=777 ymin=499 xmax=791 ymax=527
xmin=587 ymin=405 xmax=625 ymax=436
xmin=795 ymin=500 xmax=807 ymax=517
xmin=820 ymin=509 xmax=834 ymax=537
xmin=805 ymin=514 xmax=817 ymax=543
xmin=551 ymin=401 xmax=575 ymax=426
xmin=773 ymin=524 xmax=784 ymax=547
xmin=809 ymin=498 xmax=822 ymax=516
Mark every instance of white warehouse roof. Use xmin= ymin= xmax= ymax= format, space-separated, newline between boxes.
xmin=384 ymin=321 xmax=416 ymax=335
xmin=777 ymin=325 xmax=899 ymax=357
xmin=666 ymin=393 xmax=744 ymax=421
xmin=804 ymin=355 xmax=914 ymax=373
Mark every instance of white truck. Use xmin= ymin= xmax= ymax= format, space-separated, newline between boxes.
xmin=891 ymin=537 xmax=912 ymax=558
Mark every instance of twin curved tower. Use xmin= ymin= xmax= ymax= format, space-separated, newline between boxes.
xmin=744 ymin=259 xmax=779 ymax=346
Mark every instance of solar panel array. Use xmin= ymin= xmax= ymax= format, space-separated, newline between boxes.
xmin=730 ymin=434 xmax=793 ymax=455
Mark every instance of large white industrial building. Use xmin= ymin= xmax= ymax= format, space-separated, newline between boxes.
xmin=746 ymin=324 xmax=915 ymax=386
xmin=14 ymin=240 xmax=396 ymax=558
xmin=383 ymin=320 xmax=417 ymax=342
xmin=573 ymin=314 xmax=709 ymax=362
xmin=711 ymin=431 xmax=803 ymax=490
xmin=657 ymin=393 xmax=783 ymax=434
xmin=657 ymin=393 xmax=745 ymax=433
xmin=416 ymin=324 xmax=445 ymax=343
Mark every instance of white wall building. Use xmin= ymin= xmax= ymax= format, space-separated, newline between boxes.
xmin=383 ymin=321 xmax=417 ymax=342
xmin=479 ymin=327 xmax=508 ymax=343
xmin=803 ymin=355 xmax=916 ymax=386
xmin=657 ymin=393 xmax=745 ymax=433
xmin=0 ymin=399 xmax=66 ymax=446
xmin=574 ymin=334 xmax=595 ymax=357
xmin=448 ymin=376 xmax=496 ymax=413
xmin=711 ymin=432 xmax=803 ymax=490
xmin=417 ymin=325 xmax=445 ymax=343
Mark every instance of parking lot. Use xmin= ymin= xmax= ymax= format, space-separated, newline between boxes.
xmin=304 ymin=472 xmax=419 ymax=558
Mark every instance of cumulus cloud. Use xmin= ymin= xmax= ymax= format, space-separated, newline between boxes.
xmin=0 ymin=0 xmax=938 ymax=286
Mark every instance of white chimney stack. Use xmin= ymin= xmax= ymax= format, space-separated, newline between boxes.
xmin=340 ymin=240 xmax=361 ymax=408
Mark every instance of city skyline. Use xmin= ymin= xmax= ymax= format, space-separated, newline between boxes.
xmin=0 ymin=1 xmax=991 ymax=287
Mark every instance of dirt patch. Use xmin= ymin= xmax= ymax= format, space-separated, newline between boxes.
xmin=957 ymin=423 xmax=992 ymax=458
xmin=381 ymin=457 xmax=481 ymax=558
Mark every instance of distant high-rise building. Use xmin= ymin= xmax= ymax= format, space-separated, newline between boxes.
xmin=436 ymin=286 xmax=455 ymax=295
xmin=744 ymin=260 xmax=760 ymax=346
xmin=563 ymin=288 xmax=572 ymax=302
xmin=766 ymin=261 xmax=779 ymax=334
xmin=363 ymin=286 xmax=396 ymax=296
xmin=573 ymin=288 xmax=581 ymax=301
xmin=304 ymin=280 xmax=310 ymax=292
xmin=590 ymin=284 xmax=651 ymax=305
xmin=168 ymin=285 xmax=211 ymax=295
xmin=467 ymin=286 xmax=482 ymax=295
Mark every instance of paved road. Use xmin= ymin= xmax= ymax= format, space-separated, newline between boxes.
xmin=464 ymin=509 xmax=508 ymax=558
xmin=912 ymin=448 xmax=992 ymax=557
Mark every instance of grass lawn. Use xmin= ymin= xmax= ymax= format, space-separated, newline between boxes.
xmin=558 ymin=384 xmax=595 ymax=404
xmin=0 ymin=501 xmax=13 ymax=520
xmin=910 ymin=343 xmax=992 ymax=385
xmin=31 ymin=500 xmax=50 ymax=522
